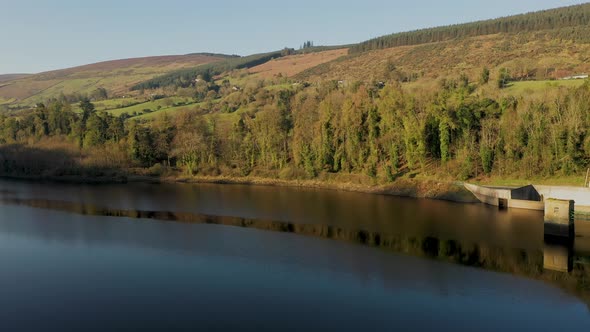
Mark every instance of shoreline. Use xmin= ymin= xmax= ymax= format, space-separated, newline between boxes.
xmin=169 ymin=175 xmax=480 ymax=203
xmin=0 ymin=172 xmax=480 ymax=204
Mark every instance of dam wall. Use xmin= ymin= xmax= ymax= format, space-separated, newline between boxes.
xmin=464 ymin=183 xmax=590 ymax=218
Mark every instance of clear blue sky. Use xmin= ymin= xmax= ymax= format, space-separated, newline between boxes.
xmin=0 ymin=0 xmax=586 ymax=74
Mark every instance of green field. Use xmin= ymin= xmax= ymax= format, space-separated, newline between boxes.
xmin=264 ymin=83 xmax=295 ymax=91
xmin=0 ymin=97 xmax=16 ymax=105
xmin=134 ymin=103 xmax=201 ymax=120
xmin=105 ymin=97 xmax=196 ymax=117
xmin=134 ymin=99 xmax=225 ymax=120
xmin=504 ymin=79 xmax=586 ymax=95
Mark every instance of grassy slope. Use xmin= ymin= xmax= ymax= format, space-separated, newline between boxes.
xmin=133 ymin=104 xmax=199 ymax=120
xmin=0 ymin=97 xmax=16 ymax=105
xmin=106 ymin=97 xmax=193 ymax=116
xmin=296 ymin=33 xmax=590 ymax=84
xmin=248 ymin=49 xmax=348 ymax=78
xmin=502 ymin=79 xmax=585 ymax=96
xmin=0 ymin=54 xmax=226 ymax=107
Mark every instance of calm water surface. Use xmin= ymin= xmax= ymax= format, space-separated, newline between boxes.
xmin=0 ymin=178 xmax=589 ymax=331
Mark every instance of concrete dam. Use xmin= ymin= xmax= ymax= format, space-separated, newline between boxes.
xmin=464 ymin=183 xmax=590 ymax=216
xmin=465 ymin=183 xmax=590 ymax=239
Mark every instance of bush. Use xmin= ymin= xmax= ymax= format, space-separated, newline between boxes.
xmin=279 ymin=166 xmax=306 ymax=180
xmin=148 ymin=163 xmax=165 ymax=176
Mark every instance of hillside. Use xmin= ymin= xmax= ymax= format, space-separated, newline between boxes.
xmin=286 ymin=3 xmax=590 ymax=90
xmin=0 ymin=54 xmax=227 ymax=107
xmin=122 ymin=4 xmax=590 ymax=95
xmin=296 ymin=32 xmax=590 ymax=83
xmin=248 ymin=49 xmax=348 ymax=78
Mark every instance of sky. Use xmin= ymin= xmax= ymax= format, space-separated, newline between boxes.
xmin=0 ymin=0 xmax=586 ymax=74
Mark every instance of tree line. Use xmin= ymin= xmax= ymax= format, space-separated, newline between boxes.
xmin=350 ymin=3 xmax=590 ymax=53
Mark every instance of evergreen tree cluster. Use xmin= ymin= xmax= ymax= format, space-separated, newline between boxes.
xmin=301 ymin=41 xmax=314 ymax=49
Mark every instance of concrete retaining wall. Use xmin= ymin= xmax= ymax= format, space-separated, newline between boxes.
xmin=510 ymin=199 xmax=545 ymax=211
xmin=463 ymin=184 xmax=511 ymax=207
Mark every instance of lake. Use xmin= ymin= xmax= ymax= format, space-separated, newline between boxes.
xmin=0 ymin=178 xmax=589 ymax=331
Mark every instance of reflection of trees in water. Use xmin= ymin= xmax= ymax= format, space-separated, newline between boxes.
xmin=2 ymin=196 xmax=589 ymax=305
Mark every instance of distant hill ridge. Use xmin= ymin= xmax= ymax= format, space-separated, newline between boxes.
xmin=0 ymin=74 xmax=31 ymax=83
xmin=33 ymin=53 xmax=230 ymax=80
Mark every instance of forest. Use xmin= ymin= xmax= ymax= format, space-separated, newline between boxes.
xmin=1 ymin=73 xmax=589 ymax=185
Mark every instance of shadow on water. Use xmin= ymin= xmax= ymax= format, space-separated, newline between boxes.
xmin=0 ymin=144 xmax=126 ymax=182
xmin=1 ymin=195 xmax=590 ymax=307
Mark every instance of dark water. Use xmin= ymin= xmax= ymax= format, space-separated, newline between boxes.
xmin=0 ymin=179 xmax=589 ymax=331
